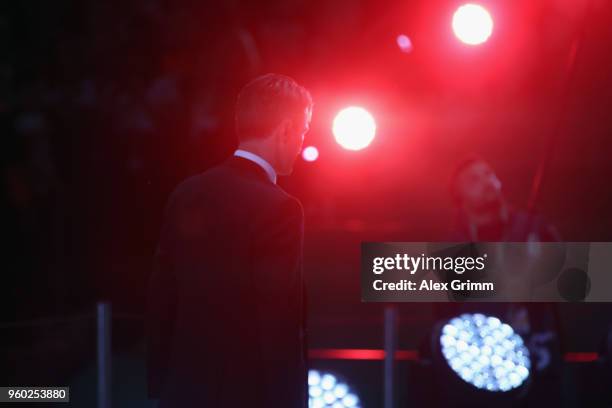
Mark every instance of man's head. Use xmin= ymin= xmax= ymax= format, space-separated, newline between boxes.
xmin=450 ymin=156 xmax=504 ymax=215
xmin=235 ymin=73 xmax=313 ymax=176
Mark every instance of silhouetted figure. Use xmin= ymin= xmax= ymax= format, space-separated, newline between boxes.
xmin=146 ymin=74 xmax=312 ymax=408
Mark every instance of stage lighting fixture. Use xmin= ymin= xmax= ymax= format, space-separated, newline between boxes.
xmin=396 ymin=34 xmax=413 ymax=53
xmin=308 ymin=369 xmax=361 ymax=408
xmin=452 ymin=3 xmax=493 ymax=45
xmin=439 ymin=313 xmax=531 ymax=392
xmin=332 ymin=107 xmax=376 ymax=151
xmin=302 ymin=146 xmax=319 ymax=162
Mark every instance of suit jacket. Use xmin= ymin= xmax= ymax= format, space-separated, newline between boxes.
xmin=146 ymin=155 xmax=307 ymax=407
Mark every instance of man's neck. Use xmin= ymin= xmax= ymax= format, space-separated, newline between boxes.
xmin=237 ymin=140 xmax=277 ymax=167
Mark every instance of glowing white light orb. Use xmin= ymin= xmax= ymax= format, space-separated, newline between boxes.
xmin=332 ymin=107 xmax=376 ymax=151
xmin=396 ymin=34 xmax=413 ymax=53
xmin=440 ymin=313 xmax=530 ymax=392
xmin=308 ymin=370 xmax=361 ymax=408
xmin=452 ymin=4 xmax=493 ymax=45
xmin=302 ymin=146 xmax=319 ymax=162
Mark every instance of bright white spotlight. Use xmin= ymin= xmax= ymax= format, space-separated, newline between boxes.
xmin=302 ymin=146 xmax=319 ymax=162
xmin=452 ymin=3 xmax=493 ymax=45
xmin=308 ymin=370 xmax=361 ymax=408
xmin=440 ymin=313 xmax=530 ymax=392
xmin=332 ymin=106 xmax=376 ymax=151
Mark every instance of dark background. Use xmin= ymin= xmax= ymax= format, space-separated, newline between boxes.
xmin=1 ymin=0 xmax=612 ymax=406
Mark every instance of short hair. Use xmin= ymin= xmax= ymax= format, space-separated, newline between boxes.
xmin=448 ymin=155 xmax=487 ymax=204
xmin=235 ymin=73 xmax=313 ymax=140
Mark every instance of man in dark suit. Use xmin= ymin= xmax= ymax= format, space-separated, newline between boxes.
xmin=146 ymin=73 xmax=312 ymax=407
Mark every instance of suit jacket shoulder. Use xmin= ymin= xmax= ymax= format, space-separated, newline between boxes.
xmin=167 ymin=157 xmax=302 ymax=226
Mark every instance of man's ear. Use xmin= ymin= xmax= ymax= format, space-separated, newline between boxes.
xmin=278 ymin=119 xmax=293 ymax=143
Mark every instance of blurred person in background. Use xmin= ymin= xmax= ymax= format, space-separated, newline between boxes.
xmin=449 ymin=156 xmax=560 ymax=242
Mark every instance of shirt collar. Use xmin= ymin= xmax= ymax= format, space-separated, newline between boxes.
xmin=234 ymin=149 xmax=277 ymax=184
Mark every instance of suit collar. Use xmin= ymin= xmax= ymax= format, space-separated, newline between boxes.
xmin=225 ymin=155 xmax=274 ymax=184
xmin=233 ymin=149 xmax=277 ymax=184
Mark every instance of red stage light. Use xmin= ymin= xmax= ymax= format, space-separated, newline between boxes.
xmin=452 ymin=3 xmax=493 ymax=45
xmin=302 ymin=146 xmax=319 ymax=162
xmin=396 ymin=34 xmax=413 ymax=53
xmin=332 ymin=107 xmax=377 ymax=151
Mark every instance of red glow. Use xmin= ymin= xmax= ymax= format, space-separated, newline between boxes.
xmin=309 ymin=349 xmax=599 ymax=363
xmin=309 ymin=348 xmax=419 ymax=361
xmin=564 ymin=352 xmax=599 ymax=363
